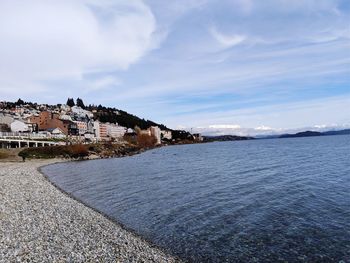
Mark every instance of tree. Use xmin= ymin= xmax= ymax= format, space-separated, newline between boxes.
xmin=0 ymin=124 xmax=11 ymax=132
xmin=16 ymin=98 xmax=24 ymax=105
xmin=76 ymin=98 xmax=85 ymax=109
xmin=66 ymin=98 xmax=75 ymax=107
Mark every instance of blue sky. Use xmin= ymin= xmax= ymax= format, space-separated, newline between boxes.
xmin=0 ymin=0 xmax=349 ymax=135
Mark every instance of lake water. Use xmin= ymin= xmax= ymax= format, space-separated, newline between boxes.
xmin=42 ymin=135 xmax=350 ymax=262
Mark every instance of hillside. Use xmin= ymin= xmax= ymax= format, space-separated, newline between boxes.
xmin=279 ymin=131 xmax=322 ymax=138
xmin=279 ymin=129 xmax=350 ymax=139
xmin=1 ymin=99 xmax=170 ymax=131
xmin=0 ymin=98 xmax=195 ymax=141
xmin=203 ymin=135 xmax=254 ymax=142
xmin=86 ymin=105 xmax=170 ymax=131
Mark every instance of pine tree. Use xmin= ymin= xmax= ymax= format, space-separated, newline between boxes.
xmin=66 ymin=98 xmax=75 ymax=107
xmin=76 ymin=98 xmax=85 ymax=109
xmin=16 ymin=98 xmax=24 ymax=105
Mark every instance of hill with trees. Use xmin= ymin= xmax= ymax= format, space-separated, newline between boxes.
xmin=1 ymin=98 xmax=194 ymax=140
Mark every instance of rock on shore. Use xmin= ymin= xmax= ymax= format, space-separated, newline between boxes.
xmin=0 ymin=160 xmax=181 ymax=262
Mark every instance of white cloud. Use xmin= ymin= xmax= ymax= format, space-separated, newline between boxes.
xmin=209 ymin=26 xmax=246 ymax=48
xmin=209 ymin=124 xmax=241 ymax=129
xmin=192 ymin=121 xmax=350 ymax=137
xmin=232 ymin=0 xmax=254 ymax=14
xmin=84 ymin=76 xmax=122 ymax=92
xmin=255 ymin=125 xmax=273 ymax=131
xmin=0 ymin=0 xmax=159 ymax=96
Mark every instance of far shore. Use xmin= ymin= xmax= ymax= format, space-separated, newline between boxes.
xmin=0 ymin=158 xmax=181 ymax=262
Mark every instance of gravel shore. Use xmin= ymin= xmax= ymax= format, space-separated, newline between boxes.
xmin=0 ymin=160 xmax=181 ymax=263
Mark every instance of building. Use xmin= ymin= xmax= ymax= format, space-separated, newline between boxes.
xmin=149 ymin=126 xmax=161 ymax=144
xmin=83 ymin=132 xmax=96 ymax=142
xmin=71 ymin=106 xmax=94 ymax=118
xmin=93 ymin=121 xmax=108 ymax=140
xmin=161 ymin=130 xmax=172 ymax=140
xmin=47 ymin=127 xmax=66 ymax=138
xmin=0 ymin=114 xmax=14 ymax=126
xmin=74 ymin=120 xmax=88 ymax=135
xmin=10 ymin=120 xmax=29 ymax=132
xmin=29 ymin=111 xmax=75 ymax=135
xmin=59 ymin=114 xmax=72 ymax=121
xmin=193 ymin=133 xmax=203 ymax=141
xmin=11 ymin=106 xmax=24 ymax=115
xmin=107 ymin=123 xmax=127 ymax=139
xmin=67 ymin=122 xmax=79 ymax=136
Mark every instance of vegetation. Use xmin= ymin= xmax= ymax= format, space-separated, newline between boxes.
xmin=0 ymin=150 xmax=9 ymax=159
xmin=0 ymin=98 xmax=172 ymax=133
xmin=66 ymin=98 xmax=75 ymax=107
xmin=137 ymin=134 xmax=157 ymax=148
xmin=18 ymin=144 xmax=89 ymax=159
xmin=123 ymin=133 xmax=137 ymax=145
xmin=86 ymin=104 xmax=169 ymax=131
xmin=17 ymin=142 xmax=145 ymax=160
xmin=172 ymin=130 xmax=193 ymax=140
xmin=134 ymin=126 xmax=157 ymax=148
xmin=1 ymin=98 xmax=197 ymax=143
xmin=203 ymin=135 xmax=253 ymax=142
xmin=0 ymin=124 xmax=11 ymax=132
xmin=16 ymin=98 xmax=24 ymax=106
xmin=76 ymin=98 xmax=85 ymax=109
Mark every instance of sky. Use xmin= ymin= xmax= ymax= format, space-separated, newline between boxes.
xmin=0 ymin=0 xmax=349 ymax=135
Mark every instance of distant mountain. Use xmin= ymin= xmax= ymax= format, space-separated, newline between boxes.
xmin=322 ymin=129 xmax=350 ymax=136
xmin=203 ymin=135 xmax=254 ymax=142
xmin=279 ymin=129 xmax=350 ymax=139
xmin=279 ymin=131 xmax=322 ymax=138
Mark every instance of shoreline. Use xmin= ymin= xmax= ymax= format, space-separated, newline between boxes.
xmin=0 ymin=158 xmax=182 ymax=262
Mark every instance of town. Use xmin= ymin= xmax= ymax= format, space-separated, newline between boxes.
xmin=0 ymin=98 xmax=201 ymax=150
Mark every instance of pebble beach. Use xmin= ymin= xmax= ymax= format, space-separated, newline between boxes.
xmin=0 ymin=160 xmax=180 ymax=263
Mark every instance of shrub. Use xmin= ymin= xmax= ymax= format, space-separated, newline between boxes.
xmin=137 ymin=133 xmax=157 ymax=148
xmin=123 ymin=134 xmax=137 ymax=145
xmin=69 ymin=144 xmax=89 ymax=158
xmin=18 ymin=144 xmax=89 ymax=159
xmin=0 ymin=151 xmax=9 ymax=159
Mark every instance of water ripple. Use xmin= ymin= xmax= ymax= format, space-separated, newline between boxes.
xmin=43 ymin=135 xmax=350 ymax=262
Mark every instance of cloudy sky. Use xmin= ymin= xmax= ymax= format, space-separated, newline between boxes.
xmin=1 ymin=0 xmax=350 ymax=135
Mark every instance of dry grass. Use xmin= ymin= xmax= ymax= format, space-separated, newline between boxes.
xmin=18 ymin=144 xmax=89 ymax=159
xmin=137 ymin=134 xmax=157 ymax=148
xmin=0 ymin=150 xmax=9 ymax=159
xmin=0 ymin=148 xmax=22 ymax=162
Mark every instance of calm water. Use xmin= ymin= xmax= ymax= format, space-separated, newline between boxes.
xmin=43 ymin=135 xmax=350 ymax=262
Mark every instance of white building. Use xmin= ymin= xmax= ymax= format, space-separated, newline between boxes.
xmin=48 ymin=127 xmax=66 ymax=139
xmin=60 ymin=114 xmax=73 ymax=121
xmin=74 ymin=121 xmax=88 ymax=135
xmin=0 ymin=114 xmax=14 ymax=125
xmin=71 ymin=106 xmax=94 ymax=118
xmin=93 ymin=121 xmax=108 ymax=140
xmin=107 ymin=123 xmax=127 ymax=139
xmin=60 ymin=104 xmax=71 ymax=111
xmin=10 ymin=120 xmax=29 ymax=132
xmin=84 ymin=132 xmax=96 ymax=141
xmin=161 ymin=130 xmax=172 ymax=140
xmin=149 ymin=126 xmax=161 ymax=144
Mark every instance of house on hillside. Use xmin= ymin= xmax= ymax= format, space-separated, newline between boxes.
xmin=10 ymin=120 xmax=29 ymax=133
xmin=161 ymin=130 xmax=172 ymax=140
xmin=47 ymin=127 xmax=66 ymax=139
xmin=193 ymin=133 xmax=203 ymax=141
xmin=29 ymin=111 xmax=78 ymax=135
xmin=0 ymin=114 xmax=14 ymax=126
xmin=71 ymin=106 xmax=94 ymax=118
xmin=93 ymin=121 xmax=108 ymax=140
xmin=107 ymin=123 xmax=127 ymax=139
